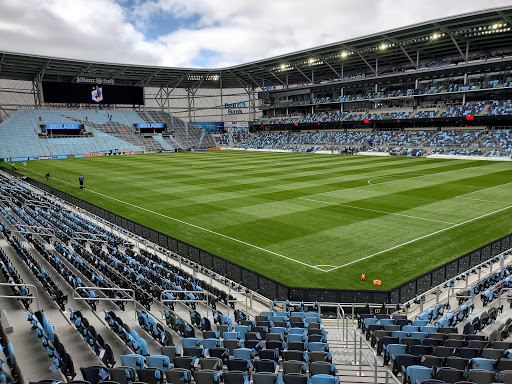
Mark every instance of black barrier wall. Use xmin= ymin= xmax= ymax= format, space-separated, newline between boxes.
xmin=8 ymin=171 xmax=511 ymax=304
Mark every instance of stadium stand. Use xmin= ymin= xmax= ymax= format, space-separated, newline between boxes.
xmin=0 ymin=110 xmax=215 ymax=159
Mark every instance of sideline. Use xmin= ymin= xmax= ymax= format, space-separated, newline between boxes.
xmin=24 ymin=169 xmax=325 ymax=272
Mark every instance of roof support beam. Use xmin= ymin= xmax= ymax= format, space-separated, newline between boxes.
xmin=357 ymin=53 xmax=376 ymax=74
xmin=381 ymin=34 xmax=418 ymax=69
xmin=498 ymin=11 xmax=512 ymax=26
xmin=190 ymin=70 xmax=214 ymax=91
xmin=163 ymin=72 xmax=190 ymax=89
xmin=35 ymin=59 xmax=52 ymax=82
xmin=0 ymin=53 xmax=5 ymax=75
xmin=110 ymin=66 xmax=130 ymax=80
xmin=226 ymin=69 xmax=250 ymax=91
xmin=73 ymin=63 xmax=93 ymax=80
xmin=321 ymin=59 xmax=341 ymax=78
xmin=268 ymin=71 xmax=286 ymax=86
xmin=233 ymin=69 xmax=263 ymax=89
xmin=292 ymin=66 xmax=312 ymax=83
xmin=139 ymin=68 xmax=163 ymax=87
xmin=434 ymin=23 xmax=467 ymax=62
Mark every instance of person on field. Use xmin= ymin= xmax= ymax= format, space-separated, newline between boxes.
xmin=45 ymin=172 xmax=50 ymax=181
xmin=79 ymin=174 xmax=84 ymax=189
xmin=23 ymin=161 xmax=27 ymax=170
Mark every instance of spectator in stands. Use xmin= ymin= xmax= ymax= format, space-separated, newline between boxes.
xmin=45 ymin=172 xmax=50 ymax=181
xmin=79 ymin=174 xmax=84 ymax=189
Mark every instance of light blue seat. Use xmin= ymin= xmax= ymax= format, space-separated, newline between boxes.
xmin=412 ymin=320 xmax=429 ymax=327
xmin=289 ymin=328 xmax=307 ymax=335
xmin=378 ymin=319 xmax=394 ymax=326
xmin=223 ymin=332 xmax=239 ymax=341
xmin=309 ymin=374 xmax=338 ymax=384
xmin=421 ymin=326 xmax=438 ymax=334
xmin=233 ymin=348 xmax=255 ymax=361
xmin=391 ymin=331 xmax=409 ymax=341
xmin=182 ymin=338 xmax=202 ymax=349
xmin=146 ymin=355 xmax=171 ymax=370
xmin=402 ymin=326 xmax=419 ymax=333
xmin=409 ymin=332 xmax=428 ymax=342
xmin=308 ymin=342 xmax=329 ymax=352
xmin=406 ymin=365 xmax=432 ymax=384
xmin=469 ymin=357 xmax=496 ymax=371
xmin=385 ymin=344 xmax=407 ymax=363
xmin=120 ymin=354 xmax=145 ymax=369
xmin=138 ymin=338 xmax=149 ymax=356
xmin=363 ymin=318 xmax=379 ymax=328
xmin=235 ymin=325 xmax=250 ymax=340
xmin=288 ymin=334 xmax=306 ymax=342
xmin=271 ymin=327 xmax=288 ymax=337
xmin=202 ymin=339 xmax=221 ymax=350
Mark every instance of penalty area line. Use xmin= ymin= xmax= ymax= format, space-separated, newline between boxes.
xmin=25 ymin=169 xmax=325 ymax=272
xmin=324 ymin=203 xmax=512 ymax=272
xmin=298 ymin=196 xmax=456 ymax=225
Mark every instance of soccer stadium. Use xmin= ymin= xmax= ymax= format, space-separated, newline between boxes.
xmin=2 ymin=5 xmax=512 ymax=384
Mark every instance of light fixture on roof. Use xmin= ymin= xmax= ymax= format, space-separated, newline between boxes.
xmin=341 ymin=51 xmax=348 ymax=58
xmin=280 ymin=64 xmax=286 ymax=70
xmin=379 ymin=43 xmax=387 ymax=50
xmin=308 ymin=58 xmax=315 ymax=64
xmin=432 ymin=33 xmax=439 ymax=39
xmin=493 ymin=24 xmax=498 ymax=29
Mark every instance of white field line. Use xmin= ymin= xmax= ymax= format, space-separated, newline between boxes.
xmin=456 ymin=197 xmax=512 ymax=205
xmin=297 ymin=196 xmax=457 ymax=225
xmin=325 ymin=204 xmax=512 ymax=272
xmin=300 ymin=166 xmax=480 ymax=198
xmin=455 ymin=180 xmax=512 ymax=198
xmin=367 ymin=173 xmax=427 ymax=185
xmin=26 ymin=170 xmax=325 ymax=272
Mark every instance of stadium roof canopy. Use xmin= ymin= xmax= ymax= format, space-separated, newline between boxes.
xmin=1 ymin=6 xmax=512 ymax=90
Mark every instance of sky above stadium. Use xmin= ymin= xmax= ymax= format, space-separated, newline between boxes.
xmin=0 ymin=0 xmax=511 ymax=68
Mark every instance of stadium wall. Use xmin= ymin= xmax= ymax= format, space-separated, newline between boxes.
xmin=7 ymin=168 xmax=510 ymax=305
xmin=0 ymin=79 xmax=261 ymax=124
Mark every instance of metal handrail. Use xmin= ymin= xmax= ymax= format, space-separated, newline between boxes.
xmin=385 ymin=368 xmax=402 ymax=384
xmin=72 ymin=286 xmax=136 ymax=318
xmin=331 ymin=302 xmax=382 ymax=382
xmin=402 ymin=250 xmax=510 ymax=310
xmin=497 ymin=287 xmax=512 ymax=308
xmin=226 ymin=290 xmax=250 ymax=319
xmin=352 ymin=323 xmax=380 ymax=382
xmin=0 ymin=282 xmax=39 ymax=311
xmin=159 ymin=289 xmax=211 ymax=319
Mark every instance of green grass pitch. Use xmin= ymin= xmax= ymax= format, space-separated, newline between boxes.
xmin=7 ymin=151 xmax=512 ymax=290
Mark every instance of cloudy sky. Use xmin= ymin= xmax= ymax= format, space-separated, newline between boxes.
xmin=0 ymin=0 xmax=511 ymax=68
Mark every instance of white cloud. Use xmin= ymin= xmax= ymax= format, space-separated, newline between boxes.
xmin=0 ymin=0 xmax=511 ymax=68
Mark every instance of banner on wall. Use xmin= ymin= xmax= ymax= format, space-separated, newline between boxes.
xmin=193 ymin=122 xmax=224 ymax=132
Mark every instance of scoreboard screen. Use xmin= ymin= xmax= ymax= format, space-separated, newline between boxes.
xmin=42 ymin=81 xmax=144 ymax=105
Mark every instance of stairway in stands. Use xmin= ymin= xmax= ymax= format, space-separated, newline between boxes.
xmin=323 ymin=318 xmax=397 ymax=384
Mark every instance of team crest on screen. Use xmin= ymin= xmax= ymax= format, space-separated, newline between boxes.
xmin=91 ymin=86 xmax=103 ymax=102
